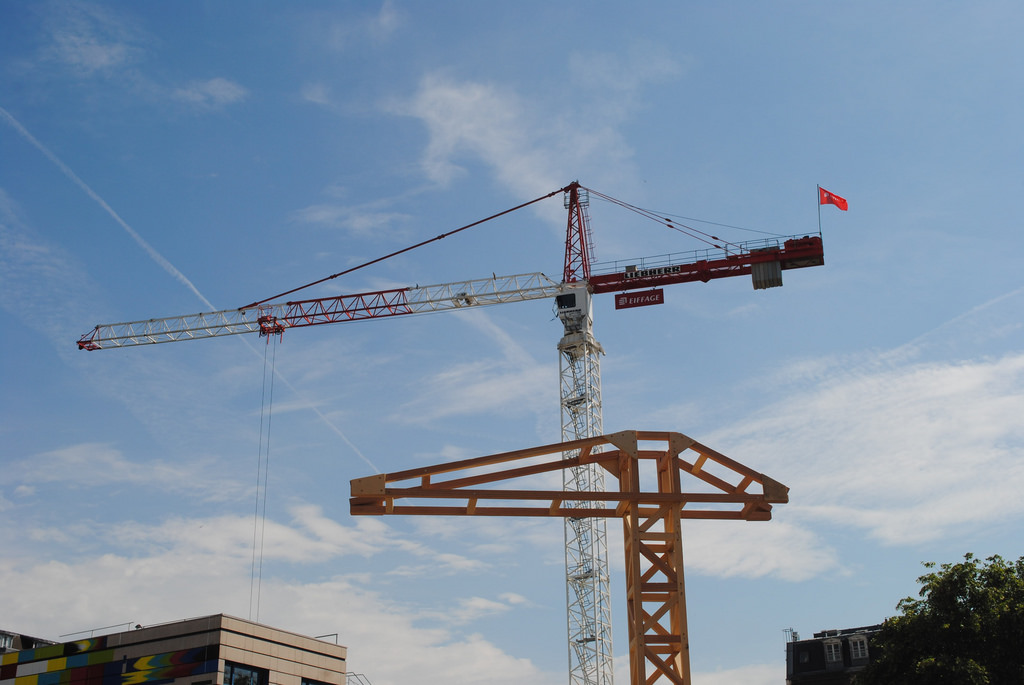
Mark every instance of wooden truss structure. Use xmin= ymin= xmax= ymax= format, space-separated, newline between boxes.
xmin=349 ymin=430 xmax=789 ymax=685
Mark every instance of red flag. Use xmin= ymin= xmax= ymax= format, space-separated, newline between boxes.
xmin=819 ymin=187 xmax=848 ymax=211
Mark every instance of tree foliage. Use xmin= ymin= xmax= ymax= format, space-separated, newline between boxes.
xmin=857 ymin=554 xmax=1024 ymax=684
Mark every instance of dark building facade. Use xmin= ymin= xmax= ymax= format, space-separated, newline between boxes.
xmin=786 ymin=625 xmax=882 ymax=684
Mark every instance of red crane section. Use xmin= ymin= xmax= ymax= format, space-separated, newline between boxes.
xmin=564 ymin=181 xmax=595 ymax=283
xmin=588 ymin=235 xmax=824 ymax=294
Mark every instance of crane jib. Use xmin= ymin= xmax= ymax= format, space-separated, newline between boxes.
xmin=75 ymin=234 xmax=823 ymax=349
xmin=280 ymin=288 xmax=415 ymax=329
xmin=77 ymin=273 xmax=563 ymax=349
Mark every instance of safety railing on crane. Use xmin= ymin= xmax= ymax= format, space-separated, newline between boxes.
xmin=589 ymin=233 xmax=817 ymax=277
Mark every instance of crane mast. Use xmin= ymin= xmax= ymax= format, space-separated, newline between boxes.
xmin=558 ymin=184 xmax=613 ymax=685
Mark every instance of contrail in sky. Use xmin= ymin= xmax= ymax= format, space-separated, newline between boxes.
xmin=900 ymin=285 xmax=1024 ymax=351
xmin=0 ymin=104 xmax=378 ymax=472
xmin=0 ymin=105 xmax=215 ymax=310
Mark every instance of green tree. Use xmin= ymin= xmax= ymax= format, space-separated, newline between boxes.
xmin=857 ymin=554 xmax=1024 ymax=684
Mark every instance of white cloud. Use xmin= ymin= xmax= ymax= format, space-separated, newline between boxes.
xmin=387 ymin=552 xmax=489 ymax=577
xmin=499 ymin=591 xmax=528 ymax=605
xmin=106 ymin=508 xmax=395 ymax=564
xmin=323 ymin=1 xmax=404 ymax=51
xmin=397 ymin=74 xmax=541 ymax=188
xmin=372 ymin=0 xmax=403 ymax=40
xmin=0 ymin=508 xmax=561 ymax=685
xmin=395 ymin=309 xmax=556 ymax=424
xmin=398 ymin=356 xmax=554 ymax=424
xmin=42 ymin=0 xmax=144 ymax=75
xmin=14 ymin=485 xmax=36 ymax=497
xmin=568 ymin=42 xmax=686 ymax=118
xmin=35 ymin=3 xmax=247 ymax=111
xmin=692 ymin=663 xmax=779 ymax=685
xmin=0 ymin=187 xmax=108 ymax=346
xmin=173 ymin=77 xmax=248 ymax=108
xmin=301 ymin=82 xmax=332 ymax=106
xmin=389 ymin=46 xmax=683 ymax=211
xmin=712 ymin=350 xmax=1024 ymax=547
xmin=683 ymin=518 xmax=840 ymax=582
xmin=391 ymin=74 xmax=562 ymax=203
xmin=0 ymin=531 xmax=249 ymax=636
xmin=291 ymin=202 xmax=412 ymax=237
xmin=4 ymin=442 xmax=247 ymax=503
xmin=447 ymin=595 xmax=515 ymax=624
xmin=265 ymin=576 xmax=559 ymax=685
xmin=298 ymin=47 xmax=680 ymax=253
xmin=407 ymin=517 xmax=564 ymax=565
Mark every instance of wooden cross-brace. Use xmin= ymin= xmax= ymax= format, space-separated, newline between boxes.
xmin=349 ymin=430 xmax=788 ymax=685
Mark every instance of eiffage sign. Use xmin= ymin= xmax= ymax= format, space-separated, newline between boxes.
xmin=614 ymin=289 xmax=664 ymax=310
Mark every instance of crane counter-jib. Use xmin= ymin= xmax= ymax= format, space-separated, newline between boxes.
xmin=587 ymin=234 xmax=824 ymax=293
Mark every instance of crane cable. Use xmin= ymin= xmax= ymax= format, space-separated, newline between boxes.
xmin=581 ymin=186 xmax=744 ymax=251
xmin=241 ymin=182 xmax=781 ymax=312
xmin=249 ymin=334 xmax=277 ymax=621
xmin=582 ymin=185 xmax=785 ymax=253
xmin=241 ymin=185 xmax=571 ymax=310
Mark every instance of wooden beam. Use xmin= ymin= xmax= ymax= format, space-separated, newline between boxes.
xmin=348 ymin=430 xmax=788 ymax=685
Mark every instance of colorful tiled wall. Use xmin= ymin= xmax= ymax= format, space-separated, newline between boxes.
xmin=0 ymin=637 xmax=218 ymax=685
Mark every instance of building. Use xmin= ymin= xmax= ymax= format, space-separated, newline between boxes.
xmin=0 ymin=630 xmax=55 ymax=655
xmin=786 ymin=624 xmax=882 ymax=684
xmin=0 ymin=615 xmax=347 ymax=685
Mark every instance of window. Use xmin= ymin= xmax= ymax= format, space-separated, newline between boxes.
xmin=824 ymin=640 xmax=842 ymax=663
xmin=0 ymin=634 xmax=13 ymax=650
xmin=225 ymin=662 xmax=268 ymax=685
xmin=849 ymin=636 xmax=869 ymax=660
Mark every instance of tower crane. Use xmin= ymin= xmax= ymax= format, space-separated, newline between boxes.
xmin=77 ymin=181 xmax=825 ymax=685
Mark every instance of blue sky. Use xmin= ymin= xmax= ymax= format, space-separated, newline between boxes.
xmin=2 ymin=2 xmax=1022 ymax=684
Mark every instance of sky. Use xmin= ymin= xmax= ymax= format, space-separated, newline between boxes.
xmin=1 ymin=2 xmax=1022 ymax=684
